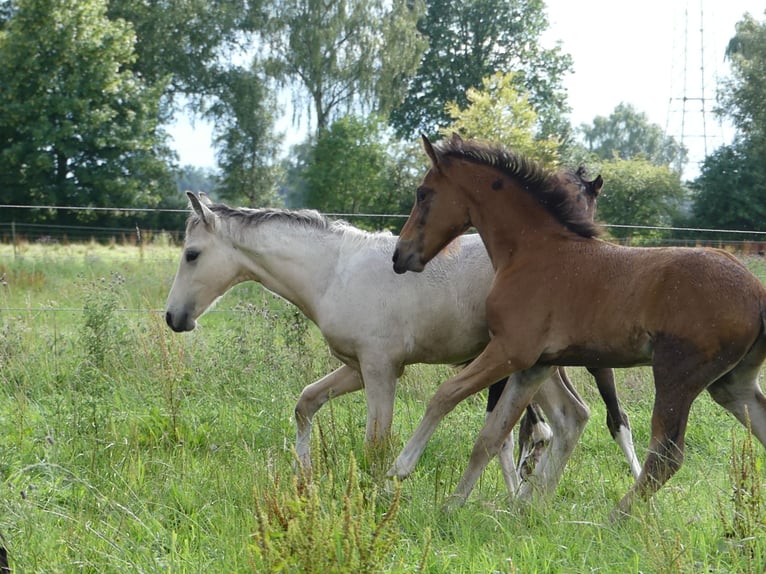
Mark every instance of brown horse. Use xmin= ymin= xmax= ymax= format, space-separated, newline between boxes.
xmin=390 ymin=133 xmax=766 ymax=517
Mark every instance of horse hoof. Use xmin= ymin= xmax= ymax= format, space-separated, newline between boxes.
xmin=440 ymin=494 xmax=467 ymax=514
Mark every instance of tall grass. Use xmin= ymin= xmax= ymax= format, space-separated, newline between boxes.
xmin=0 ymin=242 xmax=765 ymax=572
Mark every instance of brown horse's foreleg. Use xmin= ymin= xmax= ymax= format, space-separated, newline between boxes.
xmin=449 ymin=365 xmax=554 ymax=507
xmin=295 ymin=365 xmax=362 ymax=473
xmin=588 ymin=367 xmax=642 ymax=478
xmin=387 ymin=340 xmax=521 ymax=480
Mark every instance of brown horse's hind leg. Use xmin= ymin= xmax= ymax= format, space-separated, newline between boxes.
xmin=589 ymin=367 xmax=642 ymax=478
xmin=613 ymin=336 xmax=735 ymax=519
xmin=707 ymin=332 xmax=766 ymax=448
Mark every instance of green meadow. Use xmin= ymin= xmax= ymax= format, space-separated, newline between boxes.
xmin=1 ymin=240 xmax=765 ymax=573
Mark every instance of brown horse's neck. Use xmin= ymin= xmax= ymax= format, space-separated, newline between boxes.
xmin=459 ymin=163 xmax=569 ymax=269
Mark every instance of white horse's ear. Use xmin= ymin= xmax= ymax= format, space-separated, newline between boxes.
xmin=198 ymin=192 xmax=213 ymax=206
xmin=187 ymin=191 xmax=216 ymax=227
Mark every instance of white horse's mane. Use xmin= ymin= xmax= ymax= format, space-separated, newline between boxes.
xmin=194 ymin=204 xmax=396 ymax=251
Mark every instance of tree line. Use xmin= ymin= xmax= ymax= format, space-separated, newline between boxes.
xmin=0 ymin=0 xmax=765 ymax=241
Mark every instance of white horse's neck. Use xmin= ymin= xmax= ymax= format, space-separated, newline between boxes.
xmin=222 ymin=214 xmax=380 ymax=322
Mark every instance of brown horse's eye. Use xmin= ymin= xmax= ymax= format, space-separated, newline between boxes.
xmin=185 ymin=249 xmax=200 ymax=263
xmin=416 ymin=187 xmax=428 ymax=203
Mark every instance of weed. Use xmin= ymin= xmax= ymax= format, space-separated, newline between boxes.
xmin=251 ymin=454 xmax=404 ymax=573
xmin=79 ymin=272 xmax=126 ymax=369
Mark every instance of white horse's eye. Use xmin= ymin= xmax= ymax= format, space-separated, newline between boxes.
xmin=185 ymin=250 xmax=200 ymax=263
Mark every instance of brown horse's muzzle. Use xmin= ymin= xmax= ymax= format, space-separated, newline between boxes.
xmin=392 ymin=240 xmax=425 ymax=274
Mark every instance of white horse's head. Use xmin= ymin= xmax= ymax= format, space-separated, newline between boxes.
xmin=165 ymin=192 xmax=246 ymax=332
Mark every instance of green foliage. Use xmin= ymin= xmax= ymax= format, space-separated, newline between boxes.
xmin=301 ymin=115 xmax=420 ymax=229
xmin=593 ymin=157 xmax=686 ymax=242
xmin=79 ymin=271 xmax=126 ymax=369
xmin=2 ymin=242 xmax=766 ymax=572
xmin=720 ymin=13 xmax=766 ymax=141
xmin=689 ymin=140 xmax=766 ymax=237
xmin=0 ymin=0 xmax=174 ymax=225
xmin=688 ymin=13 xmax=766 ymax=238
xmin=263 ymin=0 xmax=426 ymax=133
xmin=209 ymin=66 xmax=283 ymax=207
xmin=390 ymin=0 xmax=572 ymax=139
xmin=717 ymin=426 xmax=766 ymax=570
xmin=443 ymin=72 xmax=560 ymax=167
xmin=106 ymin=0 xmax=260 ymax=109
xmin=579 ymin=103 xmax=687 ymax=170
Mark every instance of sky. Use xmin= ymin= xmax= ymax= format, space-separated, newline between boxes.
xmin=167 ymin=0 xmax=766 ymax=178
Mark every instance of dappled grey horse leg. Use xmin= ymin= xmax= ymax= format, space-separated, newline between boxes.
xmin=516 ymin=402 xmax=552 ymax=483
xmin=295 ymin=365 xmax=362 ymax=472
xmin=515 ymin=367 xmax=589 ymax=501
xmin=449 ymin=365 xmax=555 ymax=507
xmin=486 ymin=379 xmax=521 ymax=495
xmin=589 ymin=367 xmax=641 ymax=478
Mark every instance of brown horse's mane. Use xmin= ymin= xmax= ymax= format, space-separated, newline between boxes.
xmin=434 ymin=137 xmax=601 ymax=238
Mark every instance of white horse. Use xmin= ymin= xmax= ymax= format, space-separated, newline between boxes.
xmin=165 ymin=192 xmax=641 ymax=498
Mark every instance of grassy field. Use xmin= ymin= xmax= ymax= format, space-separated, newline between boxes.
xmin=1 ymin=240 xmax=765 ymax=573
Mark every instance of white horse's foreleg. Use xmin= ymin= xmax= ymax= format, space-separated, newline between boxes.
xmin=449 ymin=365 xmax=555 ymax=506
xmin=487 ymin=379 xmax=521 ymax=495
xmin=295 ymin=365 xmax=362 ymax=471
xmin=388 ymin=341 xmax=516 ymax=479
xmin=359 ymin=360 xmax=401 ymax=446
xmin=517 ymin=368 xmax=589 ymax=500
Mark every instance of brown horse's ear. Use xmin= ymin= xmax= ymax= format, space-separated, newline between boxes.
xmin=421 ymin=133 xmax=440 ymax=168
xmin=450 ymin=132 xmax=464 ymax=146
xmin=187 ymin=191 xmax=216 ymax=228
xmin=591 ymin=175 xmax=604 ymax=197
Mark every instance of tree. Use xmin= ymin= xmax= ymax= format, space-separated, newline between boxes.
xmin=209 ymin=66 xmax=283 ymax=207
xmin=106 ymin=0 xmax=260 ymax=110
xmin=0 ymin=0 xmax=174 ymax=225
xmin=579 ymin=103 xmax=686 ymax=170
xmin=686 ymin=12 xmax=766 ymax=235
xmin=263 ymin=0 xmax=426 ymax=135
xmin=689 ymin=140 xmax=766 ymax=237
xmin=719 ymin=13 xmax=766 ymax=140
xmin=301 ymin=115 xmax=420 ymax=230
xmin=595 ymin=158 xmax=686 ymax=243
xmin=442 ymin=72 xmax=560 ymax=167
xmin=389 ymin=0 xmax=572 ymax=140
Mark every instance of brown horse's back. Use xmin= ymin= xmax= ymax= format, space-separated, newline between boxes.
xmin=495 ymin=241 xmax=766 ymax=370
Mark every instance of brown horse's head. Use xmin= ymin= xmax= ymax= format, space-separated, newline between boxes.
xmin=392 ymin=133 xmax=602 ymax=274
xmin=393 ymin=133 xmax=472 ymax=273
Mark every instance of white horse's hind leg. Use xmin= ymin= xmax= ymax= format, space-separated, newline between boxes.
xmin=516 ymin=403 xmax=553 ymax=483
xmin=493 ymin=413 xmax=520 ymax=495
xmin=517 ymin=368 xmax=590 ymax=501
xmin=295 ymin=365 xmax=362 ymax=472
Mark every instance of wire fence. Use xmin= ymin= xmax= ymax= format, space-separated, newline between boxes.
xmin=4 ymin=203 xmax=766 ymax=252
xmin=4 ymin=203 xmax=766 ymax=316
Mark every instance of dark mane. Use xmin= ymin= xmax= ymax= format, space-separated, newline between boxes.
xmin=434 ymin=138 xmax=601 ymax=238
